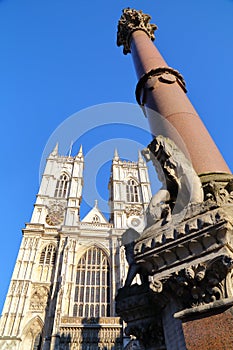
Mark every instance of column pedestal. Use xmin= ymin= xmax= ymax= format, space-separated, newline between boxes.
xmin=175 ymin=298 xmax=233 ymax=350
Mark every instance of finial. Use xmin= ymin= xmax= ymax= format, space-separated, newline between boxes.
xmin=138 ymin=149 xmax=144 ymax=164
xmin=94 ymin=200 xmax=98 ymax=208
xmin=50 ymin=142 xmax=59 ymax=157
xmin=75 ymin=145 xmax=83 ymax=158
xmin=113 ymin=148 xmax=119 ymax=161
xmin=117 ymin=8 xmax=157 ymax=55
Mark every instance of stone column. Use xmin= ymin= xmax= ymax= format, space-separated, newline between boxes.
xmin=117 ymin=8 xmax=231 ymax=175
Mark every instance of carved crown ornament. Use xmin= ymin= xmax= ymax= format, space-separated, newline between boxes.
xmin=117 ymin=8 xmax=157 ymax=55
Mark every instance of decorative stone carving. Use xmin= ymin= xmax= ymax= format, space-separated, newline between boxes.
xmin=204 ymin=180 xmax=233 ymax=205
xmin=125 ymin=205 xmax=143 ymax=218
xmin=166 ymin=255 xmax=233 ymax=308
xmin=46 ymin=200 xmax=66 ymax=226
xmin=117 ymin=8 xmax=157 ymax=55
xmin=59 ymin=319 xmax=122 ymax=350
xmin=21 ymin=316 xmax=43 ymax=350
xmin=116 ymin=284 xmax=167 ymax=349
xmin=142 ymin=135 xmax=204 ymax=228
xmin=136 ymin=67 xmax=187 ymax=105
xmin=30 ymin=285 xmax=49 ymax=311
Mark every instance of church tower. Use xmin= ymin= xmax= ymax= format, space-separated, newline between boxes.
xmin=31 ymin=143 xmax=84 ymax=227
xmin=0 ymin=145 xmax=152 ymax=350
xmin=109 ymin=149 xmax=151 ymax=232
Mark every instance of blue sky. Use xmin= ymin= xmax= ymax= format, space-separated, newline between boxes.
xmin=0 ymin=0 xmax=233 ymax=313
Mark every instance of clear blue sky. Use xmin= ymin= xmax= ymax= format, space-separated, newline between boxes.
xmin=0 ymin=0 xmax=232 ymax=313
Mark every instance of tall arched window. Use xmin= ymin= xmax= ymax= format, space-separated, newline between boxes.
xmin=33 ymin=333 xmax=42 ymax=350
xmin=54 ymin=173 xmax=69 ymax=198
xmin=39 ymin=244 xmax=56 ymax=265
xmin=73 ymin=246 xmax=110 ymax=318
xmin=126 ymin=179 xmax=140 ymax=202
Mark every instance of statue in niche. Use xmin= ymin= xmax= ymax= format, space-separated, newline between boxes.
xmin=142 ymin=135 xmax=204 ymax=228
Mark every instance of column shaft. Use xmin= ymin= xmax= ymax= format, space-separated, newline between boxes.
xmin=130 ymin=30 xmax=230 ymax=174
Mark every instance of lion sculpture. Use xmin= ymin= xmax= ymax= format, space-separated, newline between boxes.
xmin=142 ymin=135 xmax=204 ymax=228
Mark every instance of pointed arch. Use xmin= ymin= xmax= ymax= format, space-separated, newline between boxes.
xmin=75 ymin=242 xmax=110 ymax=264
xmin=73 ymin=246 xmax=110 ymax=318
xmin=54 ymin=172 xmax=70 ymax=198
xmin=39 ymin=244 xmax=56 ymax=265
xmin=20 ymin=316 xmax=43 ymax=350
xmin=126 ymin=178 xmax=140 ymax=203
xmin=38 ymin=244 xmax=56 ymax=282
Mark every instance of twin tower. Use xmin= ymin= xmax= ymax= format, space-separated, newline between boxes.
xmin=0 ymin=142 xmax=151 ymax=350
xmin=0 ymin=7 xmax=232 ymax=350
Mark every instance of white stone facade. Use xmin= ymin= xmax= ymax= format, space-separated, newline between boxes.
xmin=0 ymin=146 xmax=151 ymax=350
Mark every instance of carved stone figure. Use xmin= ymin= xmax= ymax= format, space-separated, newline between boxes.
xmin=122 ymin=229 xmax=154 ymax=287
xmin=167 ymin=255 xmax=233 ymax=308
xmin=142 ymin=135 xmax=204 ymax=227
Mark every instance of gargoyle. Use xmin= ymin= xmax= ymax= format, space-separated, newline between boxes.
xmin=142 ymin=135 xmax=204 ymax=227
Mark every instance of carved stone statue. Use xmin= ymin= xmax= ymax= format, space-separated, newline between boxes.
xmin=122 ymin=228 xmax=154 ymax=287
xmin=142 ymin=135 xmax=204 ymax=227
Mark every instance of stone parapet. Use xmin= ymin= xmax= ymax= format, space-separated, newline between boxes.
xmin=58 ymin=317 xmax=122 ymax=350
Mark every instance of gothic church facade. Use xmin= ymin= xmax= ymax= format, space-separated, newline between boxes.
xmin=0 ymin=144 xmax=151 ymax=350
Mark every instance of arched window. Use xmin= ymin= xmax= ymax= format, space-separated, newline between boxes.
xmin=73 ymin=246 xmax=110 ymax=318
xmin=33 ymin=333 xmax=42 ymax=350
xmin=39 ymin=244 xmax=56 ymax=265
xmin=54 ymin=173 xmax=69 ymax=198
xmin=126 ymin=179 xmax=140 ymax=202
xmin=92 ymin=215 xmax=100 ymax=224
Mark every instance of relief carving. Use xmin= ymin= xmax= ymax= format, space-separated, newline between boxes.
xmin=125 ymin=205 xmax=143 ymax=218
xmin=204 ymin=180 xmax=233 ymax=205
xmin=29 ymin=286 xmax=49 ymax=311
xmin=166 ymin=255 xmax=233 ymax=308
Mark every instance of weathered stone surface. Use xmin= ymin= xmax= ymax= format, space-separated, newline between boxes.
xmin=117 ymin=8 xmax=157 ymax=55
xmin=116 ymin=170 xmax=233 ymax=349
xmin=142 ymin=135 xmax=204 ymax=229
xmin=116 ymin=284 xmax=167 ymax=349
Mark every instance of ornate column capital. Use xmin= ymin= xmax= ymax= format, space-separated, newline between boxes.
xmin=117 ymin=8 xmax=157 ymax=55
